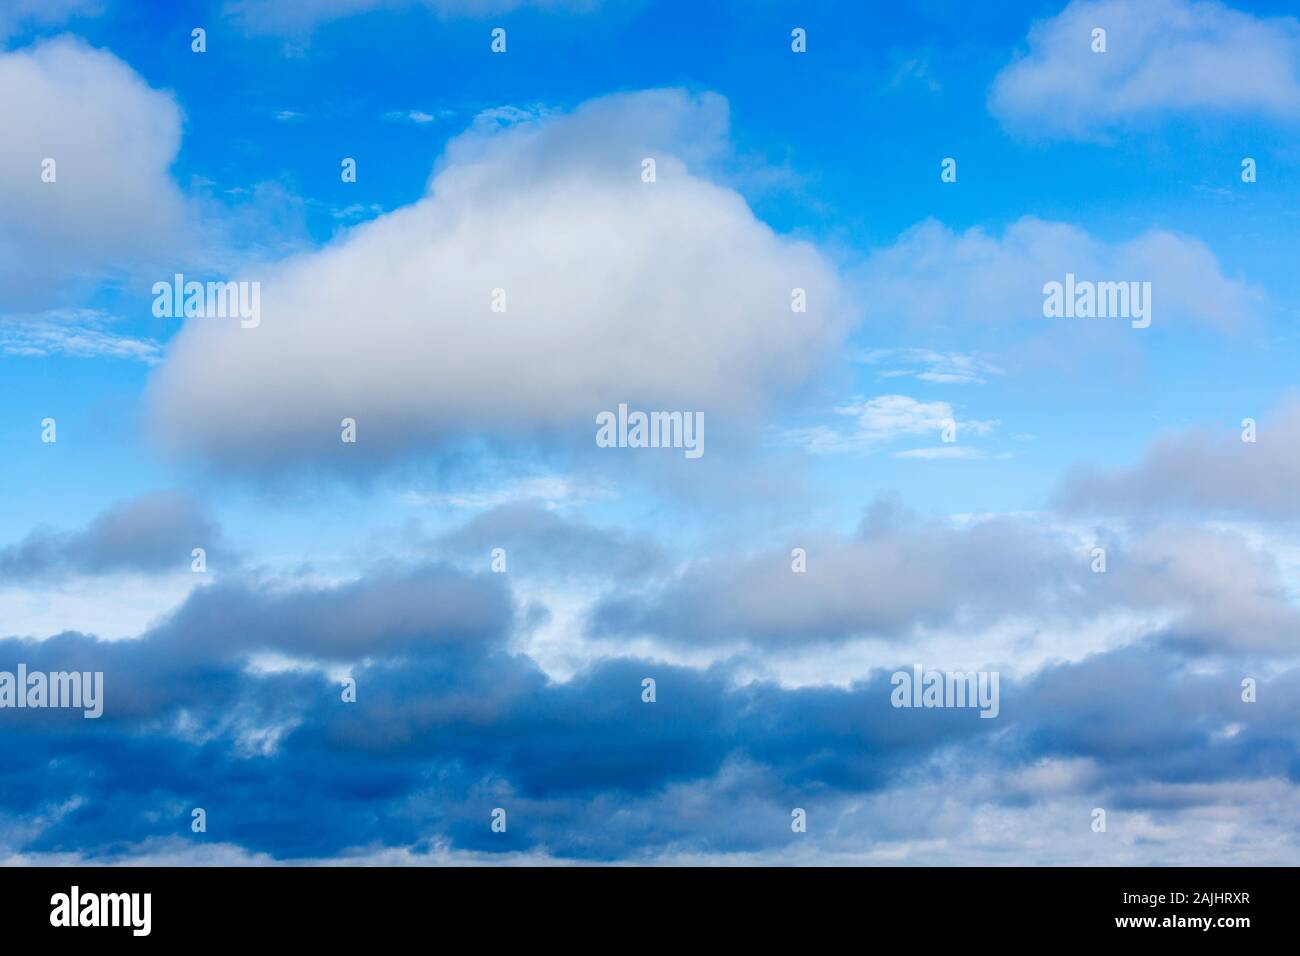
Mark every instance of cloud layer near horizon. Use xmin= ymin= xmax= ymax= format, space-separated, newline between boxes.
xmin=2 ymin=554 xmax=1295 ymax=862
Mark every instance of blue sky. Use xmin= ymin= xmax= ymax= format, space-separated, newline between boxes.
xmin=2 ymin=0 xmax=1300 ymax=864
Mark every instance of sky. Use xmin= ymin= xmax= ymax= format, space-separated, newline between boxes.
xmin=1 ymin=0 xmax=1300 ymax=864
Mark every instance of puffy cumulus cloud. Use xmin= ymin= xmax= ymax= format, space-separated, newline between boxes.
xmin=147 ymin=89 xmax=851 ymax=474
xmin=857 ymin=216 xmax=1260 ymax=334
xmin=0 ymin=492 xmax=220 ymax=583
xmin=1058 ymin=395 xmax=1300 ymax=520
xmin=225 ymin=0 xmax=601 ymax=37
xmin=989 ymin=0 xmax=1300 ymax=138
xmin=0 ymin=37 xmax=189 ymax=306
xmin=590 ymin=497 xmax=1300 ymax=655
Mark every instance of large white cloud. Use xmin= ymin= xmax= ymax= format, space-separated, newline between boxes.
xmin=147 ymin=89 xmax=852 ymax=472
xmin=0 ymin=36 xmax=188 ymax=306
xmin=990 ymin=0 xmax=1300 ymax=138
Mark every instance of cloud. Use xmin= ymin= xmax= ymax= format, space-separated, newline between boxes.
xmin=989 ymin=0 xmax=1300 ymax=138
xmin=892 ymin=446 xmax=1005 ymax=460
xmin=160 ymin=563 xmax=514 ymax=662
xmin=0 ymin=492 xmax=220 ymax=583
xmin=0 ymin=493 xmax=1295 ymax=860
xmin=147 ymin=89 xmax=851 ymax=474
xmin=591 ymin=497 xmax=1086 ymax=647
xmin=1101 ymin=523 xmax=1300 ymax=654
xmin=0 ymin=37 xmax=189 ymax=305
xmin=841 ymin=395 xmax=992 ymax=440
xmin=383 ymin=108 xmax=453 ymax=125
xmin=402 ymin=473 xmax=606 ymax=510
xmin=434 ymin=501 xmax=666 ymax=581
xmin=1058 ymin=396 xmax=1300 ymax=519
xmin=885 ymin=55 xmax=940 ymax=94
xmin=3 ymin=563 xmax=1298 ymax=861
xmin=788 ymin=395 xmax=999 ymax=454
xmin=857 ymin=216 xmax=1261 ymax=333
xmin=591 ymin=496 xmax=1300 ymax=655
xmin=855 ymin=348 xmax=1003 ymax=385
xmin=0 ymin=588 xmax=974 ymax=859
xmin=0 ymin=310 xmax=163 ymax=363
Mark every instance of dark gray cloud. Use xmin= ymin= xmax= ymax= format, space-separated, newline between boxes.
xmin=2 ymin=556 xmax=1296 ymax=862
xmin=589 ymin=497 xmax=1300 ymax=654
xmin=592 ymin=496 xmax=1089 ymax=646
xmin=0 ymin=491 xmax=221 ymax=582
xmin=161 ymin=563 xmax=513 ymax=661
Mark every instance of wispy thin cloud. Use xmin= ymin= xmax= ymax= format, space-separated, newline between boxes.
xmin=893 ymin=446 xmax=1010 ymax=460
xmin=0 ymin=310 xmax=163 ymax=364
xmin=382 ymin=108 xmax=453 ymax=124
xmin=786 ymin=395 xmax=1000 ymax=454
xmin=855 ymin=348 xmax=1003 ymax=385
xmin=400 ymin=475 xmax=609 ymax=510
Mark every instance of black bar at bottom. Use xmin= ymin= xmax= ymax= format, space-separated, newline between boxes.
xmin=0 ymin=866 xmax=1280 ymax=942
